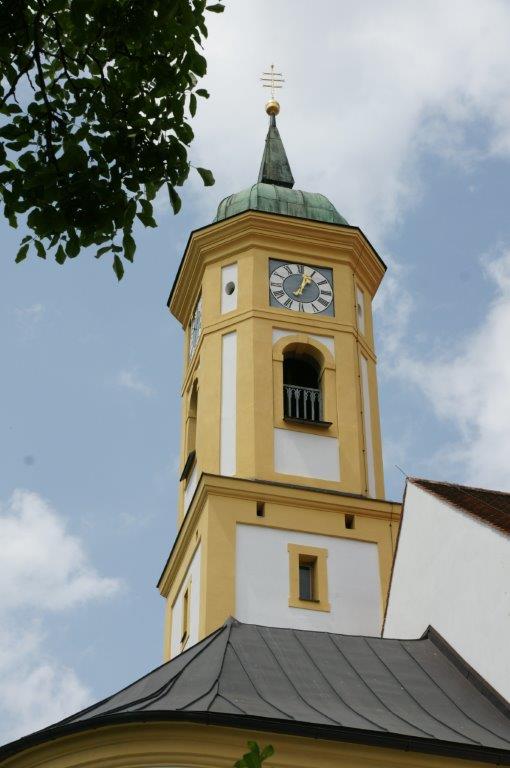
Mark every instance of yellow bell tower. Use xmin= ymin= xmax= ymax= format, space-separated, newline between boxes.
xmin=158 ymin=83 xmax=401 ymax=660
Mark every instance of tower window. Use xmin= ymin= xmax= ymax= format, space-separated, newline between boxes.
xmin=283 ymin=351 xmax=322 ymax=423
xmin=288 ymin=544 xmax=330 ymax=612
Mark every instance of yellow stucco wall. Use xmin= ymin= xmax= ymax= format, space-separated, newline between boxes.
xmin=1 ymin=721 xmax=496 ymax=768
xmin=163 ymin=211 xmax=399 ymax=660
xmin=160 ymin=474 xmax=401 ymax=659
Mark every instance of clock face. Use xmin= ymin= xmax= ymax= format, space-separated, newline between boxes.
xmin=269 ymin=260 xmax=334 ymax=315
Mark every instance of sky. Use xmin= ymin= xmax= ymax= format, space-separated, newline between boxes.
xmin=2 ymin=0 xmax=510 ymax=745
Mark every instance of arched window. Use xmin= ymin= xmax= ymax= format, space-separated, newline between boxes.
xmin=283 ymin=350 xmax=322 ymax=422
xmin=181 ymin=380 xmax=198 ymax=482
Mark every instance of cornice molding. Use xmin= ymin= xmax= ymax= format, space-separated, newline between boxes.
xmin=158 ymin=472 xmax=401 ymax=595
xmin=169 ymin=211 xmax=386 ymax=326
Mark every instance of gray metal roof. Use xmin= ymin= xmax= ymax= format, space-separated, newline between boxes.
xmin=2 ymin=619 xmax=510 ymax=763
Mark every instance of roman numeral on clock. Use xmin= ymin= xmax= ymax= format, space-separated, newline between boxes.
xmin=320 ymin=290 xmax=332 ymax=297
xmin=317 ymin=297 xmax=329 ymax=307
xmin=273 ymin=290 xmax=284 ymax=298
xmin=297 ymin=264 xmax=304 ymax=274
xmin=284 ymin=297 xmax=294 ymax=309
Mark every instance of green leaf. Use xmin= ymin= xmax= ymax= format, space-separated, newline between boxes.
xmin=15 ymin=243 xmax=29 ymax=263
xmin=206 ymin=3 xmax=225 ymax=11
xmin=55 ymin=244 xmax=67 ymax=264
xmin=260 ymin=746 xmax=274 ymax=762
xmin=66 ymin=234 xmax=80 ymax=258
xmin=196 ymin=88 xmax=209 ymax=98
xmin=35 ymin=240 xmax=46 ymax=259
xmin=190 ymin=93 xmax=197 ymax=117
xmin=123 ymin=232 xmax=136 ymax=262
xmin=113 ymin=254 xmax=124 ymax=281
xmin=95 ymin=245 xmax=111 ymax=259
xmin=137 ymin=199 xmax=157 ymax=228
xmin=196 ymin=167 xmax=215 ymax=186
xmin=167 ymin=184 xmax=182 ymax=214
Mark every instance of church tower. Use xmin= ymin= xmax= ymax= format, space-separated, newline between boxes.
xmin=159 ymin=88 xmax=401 ymax=660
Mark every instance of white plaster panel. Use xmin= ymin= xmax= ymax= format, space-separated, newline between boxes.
xmin=220 ymin=332 xmax=237 ymax=475
xmin=183 ymin=463 xmax=198 ymax=515
xmin=274 ymin=427 xmax=340 ymax=481
xmin=221 ymin=263 xmax=238 ymax=314
xmin=170 ymin=543 xmax=201 ymax=658
xmin=384 ymin=482 xmax=510 ymax=701
xmin=356 ymin=286 xmax=365 ymax=335
xmin=272 ymin=328 xmax=335 ymax=358
xmin=236 ymin=525 xmax=381 ymax=635
xmin=359 ymin=354 xmax=376 ymax=497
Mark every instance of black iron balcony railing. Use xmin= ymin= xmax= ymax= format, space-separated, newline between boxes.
xmin=284 ymin=384 xmax=322 ymax=423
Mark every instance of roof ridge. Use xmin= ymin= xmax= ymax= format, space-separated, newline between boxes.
xmin=365 ymin=637 xmax=481 ymax=745
xmin=409 ymin=476 xmax=510 ymax=500
xmin=401 ymin=640 xmax=510 ymax=746
xmin=425 ymin=627 xmax=510 ymax=719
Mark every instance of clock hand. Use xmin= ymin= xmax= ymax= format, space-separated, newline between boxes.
xmin=294 ymin=274 xmax=311 ymax=296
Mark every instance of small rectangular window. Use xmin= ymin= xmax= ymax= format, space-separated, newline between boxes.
xmin=256 ymin=501 xmax=265 ymax=517
xmin=356 ymin=286 xmax=365 ymax=335
xmin=287 ymin=544 xmax=329 ymax=612
xmin=299 ymin=562 xmax=314 ymax=600
xmin=345 ymin=513 xmax=355 ymax=529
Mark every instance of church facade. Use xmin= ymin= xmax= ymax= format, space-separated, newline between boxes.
xmin=1 ymin=95 xmax=509 ymax=768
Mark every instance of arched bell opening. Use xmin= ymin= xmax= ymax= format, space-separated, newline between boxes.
xmin=283 ymin=349 xmax=323 ymax=423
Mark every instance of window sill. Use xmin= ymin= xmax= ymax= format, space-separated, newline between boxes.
xmin=289 ymin=597 xmax=331 ymax=613
xmin=284 ymin=416 xmax=332 ymax=429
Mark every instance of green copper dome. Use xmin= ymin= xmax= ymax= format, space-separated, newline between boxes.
xmin=214 ymin=111 xmax=348 ymax=226
xmin=215 ymin=182 xmax=348 ymax=225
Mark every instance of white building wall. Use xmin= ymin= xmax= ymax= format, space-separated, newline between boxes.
xmin=170 ymin=544 xmax=201 ymax=657
xmin=274 ymin=428 xmax=340 ymax=482
xmin=183 ymin=463 xmax=198 ymax=515
xmin=359 ymin=354 xmax=376 ymax=497
xmin=236 ymin=524 xmax=381 ymax=635
xmin=221 ymin=263 xmax=238 ymax=313
xmin=384 ymin=482 xmax=510 ymax=701
xmin=220 ymin=331 xmax=237 ymax=475
xmin=272 ymin=328 xmax=335 ymax=357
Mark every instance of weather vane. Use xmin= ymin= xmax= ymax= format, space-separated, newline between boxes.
xmin=261 ymin=64 xmax=284 ymax=116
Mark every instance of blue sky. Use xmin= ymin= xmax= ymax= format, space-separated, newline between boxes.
xmin=3 ymin=0 xmax=510 ymax=745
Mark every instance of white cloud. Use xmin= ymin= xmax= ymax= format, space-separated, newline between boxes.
xmin=0 ymin=491 xmax=121 ymax=744
xmin=14 ymin=303 xmax=44 ymax=323
xmin=395 ymin=249 xmax=510 ymax=490
xmin=0 ymin=491 xmax=120 ymax=611
xmin=116 ymin=369 xmax=154 ymax=397
xmin=0 ymin=625 xmax=90 ymax=743
xmin=191 ymin=0 xmax=510 ymax=242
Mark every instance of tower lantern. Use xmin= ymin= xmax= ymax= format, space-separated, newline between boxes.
xmin=159 ymin=72 xmax=400 ymax=659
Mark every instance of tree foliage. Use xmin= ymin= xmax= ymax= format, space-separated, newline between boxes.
xmin=0 ymin=0 xmax=223 ymax=279
xmin=234 ymin=742 xmax=275 ymax=768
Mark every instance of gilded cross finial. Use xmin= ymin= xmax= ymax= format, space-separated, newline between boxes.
xmin=261 ymin=64 xmax=284 ymax=116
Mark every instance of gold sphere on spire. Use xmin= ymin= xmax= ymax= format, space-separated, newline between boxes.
xmin=265 ymin=99 xmax=280 ymax=116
